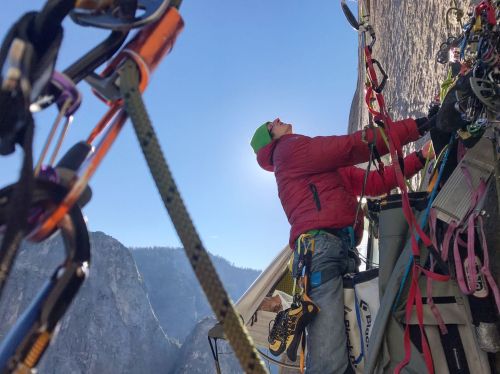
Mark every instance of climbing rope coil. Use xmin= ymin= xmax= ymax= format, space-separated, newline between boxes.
xmin=0 ymin=1 xmax=267 ymax=373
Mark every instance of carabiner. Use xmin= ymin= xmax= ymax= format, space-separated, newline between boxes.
xmin=366 ymin=59 xmax=388 ymax=94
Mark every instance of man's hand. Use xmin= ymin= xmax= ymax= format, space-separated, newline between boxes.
xmin=428 ymin=100 xmax=440 ymax=118
xmin=415 ymin=97 xmax=441 ymax=136
xmin=416 ymin=116 xmax=437 ymax=135
xmin=436 ymin=73 xmax=474 ymax=132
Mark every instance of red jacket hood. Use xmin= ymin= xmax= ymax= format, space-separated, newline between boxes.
xmin=256 ymin=140 xmax=277 ymax=172
xmin=256 ymin=134 xmax=297 ymax=172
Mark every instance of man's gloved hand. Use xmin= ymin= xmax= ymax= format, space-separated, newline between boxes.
xmin=415 ymin=73 xmax=477 ymax=136
xmin=428 ymin=100 xmax=441 ymax=118
xmin=415 ymin=115 xmax=437 ymax=135
xmin=414 ymin=95 xmax=444 ymax=136
xmin=436 ymin=73 xmax=475 ymax=133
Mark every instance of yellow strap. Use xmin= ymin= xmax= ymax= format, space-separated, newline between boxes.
xmin=472 ymin=14 xmax=482 ymax=32
xmin=440 ymin=66 xmax=457 ymax=102
xmin=292 ymin=234 xmax=315 ymax=297
xmin=299 ymin=332 xmax=306 ymax=374
xmin=378 ymin=127 xmax=391 ymax=151
xmin=426 ymin=144 xmax=449 ymax=192
xmin=419 ymin=142 xmax=434 ymax=191
xmin=295 ymin=234 xmax=315 ymax=374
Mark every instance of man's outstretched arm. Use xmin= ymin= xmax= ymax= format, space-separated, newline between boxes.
xmin=339 ymin=150 xmax=428 ymax=197
xmin=304 ymin=118 xmax=431 ymax=172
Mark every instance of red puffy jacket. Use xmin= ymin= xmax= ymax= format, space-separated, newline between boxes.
xmin=256 ymin=119 xmax=424 ymax=248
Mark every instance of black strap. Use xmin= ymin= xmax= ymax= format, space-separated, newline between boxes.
xmin=439 ymin=324 xmax=470 ymax=374
xmin=0 ymin=12 xmax=36 ymax=156
xmin=0 ymin=2 xmax=71 ymax=292
xmin=0 ymin=8 xmax=64 ymax=155
xmin=208 ymin=337 xmax=222 ymax=374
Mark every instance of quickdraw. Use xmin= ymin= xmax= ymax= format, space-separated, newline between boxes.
xmin=71 ymin=0 xmax=175 ymax=30
xmin=341 ymin=0 xmax=387 ymax=262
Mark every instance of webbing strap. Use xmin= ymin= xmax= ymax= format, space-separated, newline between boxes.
xmin=364 ymin=45 xmax=444 ymax=374
xmin=477 ymin=215 xmax=500 ymax=312
xmin=395 ymin=266 xmax=450 ymax=374
xmin=427 ymin=210 xmax=449 ymax=335
xmin=353 ymin=289 xmax=365 ymax=365
xmin=293 ymin=233 xmax=315 ymax=295
xmin=294 ymin=233 xmax=316 ymax=374
xmin=120 ymin=60 xmax=267 ymax=374
xmin=438 ymin=165 xmax=486 ymax=295
xmin=445 ymin=165 xmax=500 ymax=312
xmin=458 ymin=166 xmax=487 ymax=293
xmin=453 ymin=221 xmax=476 ymax=295
xmin=425 ymin=258 xmax=448 ymax=334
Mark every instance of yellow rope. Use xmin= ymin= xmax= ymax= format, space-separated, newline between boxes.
xmin=440 ymin=66 xmax=457 ymax=102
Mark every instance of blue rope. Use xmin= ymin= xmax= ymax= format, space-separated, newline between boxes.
xmin=353 ymin=290 xmax=365 ymax=365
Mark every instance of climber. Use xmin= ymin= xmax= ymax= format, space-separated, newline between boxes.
xmin=250 ymin=115 xmax=435 ymax=373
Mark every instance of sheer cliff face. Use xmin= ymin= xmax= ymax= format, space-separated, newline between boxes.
xmin=0 ymin=232 xmax=179 ymax=374
xmin=348 ymin=1 xmax=473 ymax=136
xmin=131 ymin=248 xmax=260 ymax=343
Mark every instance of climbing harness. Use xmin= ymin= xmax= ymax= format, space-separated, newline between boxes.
xmin=267 ymin=233 xmax=320 ymax=373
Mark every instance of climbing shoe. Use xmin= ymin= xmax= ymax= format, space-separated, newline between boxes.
xmin=285 ymin=297 xmax=319 ymax=362
xmin=268 ymin=309 xmax=289 ymax=356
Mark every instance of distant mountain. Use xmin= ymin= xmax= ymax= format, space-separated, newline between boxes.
xmin=130 ymin=247 xmax=260 ymax=343
xmin=0 ymin=232 xmax=261 ymax=373
xmin=0 ymin=232 xmax=179 ymax=373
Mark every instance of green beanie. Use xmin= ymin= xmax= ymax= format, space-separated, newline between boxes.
xmin=250 ymin=122 xmax=272 ymax=153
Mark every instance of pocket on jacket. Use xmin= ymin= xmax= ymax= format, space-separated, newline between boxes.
xmin=309 ymin=183 xmax=321 ymax=211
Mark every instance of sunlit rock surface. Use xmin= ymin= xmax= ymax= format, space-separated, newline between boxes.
xmin=0 ymin=232 xmax=179 ymax=374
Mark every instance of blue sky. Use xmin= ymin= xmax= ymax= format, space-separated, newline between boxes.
xmin=0 ymin=1 xmax=358 ymax=270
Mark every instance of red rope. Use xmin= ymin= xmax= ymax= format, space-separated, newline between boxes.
xmin=363 ymin=46 xmax=449 ymax=374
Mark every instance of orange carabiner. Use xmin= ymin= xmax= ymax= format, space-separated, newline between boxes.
xmin=95 ymin=7 xmax=184 ymax=103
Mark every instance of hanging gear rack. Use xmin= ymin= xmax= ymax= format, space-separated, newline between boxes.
xmin=428 ymin=1 xmax=500 ymax=358
xmin=341 ymin=2 xmax=455 ymax=373
xmin=0 ymin=1 xmax=269 ymax=373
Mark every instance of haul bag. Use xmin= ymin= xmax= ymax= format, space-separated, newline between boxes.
xmin=344 ymin=269 xmax=380 ymax=373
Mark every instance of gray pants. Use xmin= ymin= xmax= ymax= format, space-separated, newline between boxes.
xmin=302 ymin=232 xmax=354 ymax=374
